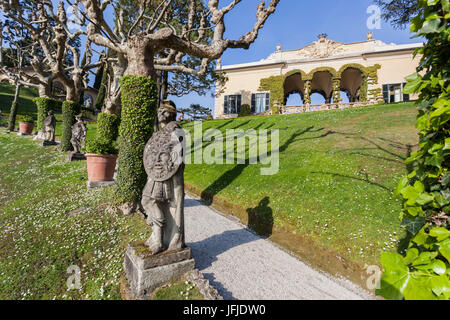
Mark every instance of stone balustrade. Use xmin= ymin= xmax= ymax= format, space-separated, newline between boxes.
xmin=280 ymin=101 xmax=377 ymax=115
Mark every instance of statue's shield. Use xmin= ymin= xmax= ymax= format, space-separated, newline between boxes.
xmin=144 ymin=123 xmax=184 ymax=182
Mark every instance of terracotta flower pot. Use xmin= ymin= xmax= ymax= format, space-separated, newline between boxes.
xmin=85 ymin=154 xmax=117 ymax=182
xmin=19 ymin=122 xmax=34 ymax=135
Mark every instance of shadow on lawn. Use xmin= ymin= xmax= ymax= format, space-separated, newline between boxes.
xmin=310 ymin=131 xmax=418 ymax=192
xmin=200 ymin=126 xmax=318 ymax=205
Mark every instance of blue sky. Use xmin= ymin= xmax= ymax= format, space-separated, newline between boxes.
xmin=170 ymin=0 xmax=422 ymax=110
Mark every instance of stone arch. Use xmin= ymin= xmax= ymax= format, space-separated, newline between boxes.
xmin=338 ymin=64 xmax=368 ymax=102
xmin=283 ymin=69 xmax=307 ymax=105
xmin=306 ymin=67 xmax=338 ymax=80
xmin=308 ymin=67 xmax=337 ymax=104
xmin=337 ymin=63 xmax=368 ymax=77
xmin=340 ymin=68 xmax=364 ymax=102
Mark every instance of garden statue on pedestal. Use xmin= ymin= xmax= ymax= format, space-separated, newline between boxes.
xmin=41 ymin=110 xmax=57 ymax=146
xmin=67 ymin=114 xmax=87 ymax=161
xmin=142 ymin=100 xmax=185 ymax=254
xmin=123 ymin=100 xmax=194 ymax=300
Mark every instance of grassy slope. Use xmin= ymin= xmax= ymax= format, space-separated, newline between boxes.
xmin=182 ymin=102 xmax=418 ymax=267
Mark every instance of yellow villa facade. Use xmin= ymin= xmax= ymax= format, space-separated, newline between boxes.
xmin=214 ymin=33 xmax=422 ymax=119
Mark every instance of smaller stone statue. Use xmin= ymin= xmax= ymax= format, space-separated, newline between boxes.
xmin=67 ymin=114 xmax=87 ymax=161
xmin=41 ymin=110 xmax=57 ymax=146
xmin=71 ymin=114 xmax=87 ymax=153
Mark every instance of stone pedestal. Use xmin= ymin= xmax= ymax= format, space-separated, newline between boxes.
xmin=40 ymin=140 xmax=58 ymax=147
xmin=124 ymin=241 xmax=195 ymax=300
xmin=67 ymin=152 xmax=86 ymax=162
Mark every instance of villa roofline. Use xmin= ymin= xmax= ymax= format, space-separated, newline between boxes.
xmin=219 ymin=42 xmax=423 ymax=72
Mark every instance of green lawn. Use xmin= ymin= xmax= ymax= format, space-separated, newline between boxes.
xmin=0 ymin=129 xmax=152 ymax=299
xmin=182 ymin=102 xmax=419 ymax=271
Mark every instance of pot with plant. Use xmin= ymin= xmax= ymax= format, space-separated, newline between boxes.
xmin=84 ymin=136 xmax=118 ymax=183
xmin=19 ymin=115 xmax=35 ymax=135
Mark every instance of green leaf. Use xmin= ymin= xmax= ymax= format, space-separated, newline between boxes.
xmin=445 ymin=138 xmax=450 ymax=150
xmin=439 ymin=239 xmax=450 ymax=263
xmin=414 ymin=181 xmax=425 ymax=193
xmin=403 ymin=73 xmax=422 ymax=93
xmin=404 ymin=248 xmax=419 ymax=265
xmin=405 ymin=205 xmax=424 ymax=217
xmin=442 ymin=172 xmax=450 ymax=185
xmin=412 ymin=251 xmax=439 ymax=266
xmin=376 ymin=252 xmax=410 ymax=300
xmin=430 ymin=274 xmax=450 ymax=297
xmin=413 ymin=226 xmax=432 ymax=247
xmin=401 ymin=216 xmax=426 ymax=234
xmin=416 ymin=192 xmax=435 ymax=205
xmin=395 ymin=176 xmax=408 ymax=196
xmin=429 ymin=227 xmax=450 ymax=241
xmin=424 ymin=152 xmax=444 ymax=168
xmin=427 ymin=0 xmax=439 ymax=5
xmin=432 ymin=259 xmax=447 ymax=275
xmin=401 ymin=186 xmax=420 ymax=205
xmin=403 ymin=276 xmax=437 ymax=300
xmin=417 ymin=18 xmax=441 ymax=35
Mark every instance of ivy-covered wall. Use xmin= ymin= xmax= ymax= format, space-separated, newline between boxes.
xmin=258 ymin=63 xmax=381 ymax=110
xmin=258 ymin=75 xmax=284 ymax=115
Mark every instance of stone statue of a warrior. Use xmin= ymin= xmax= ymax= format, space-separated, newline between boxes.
xmin=42 ymin=110 xmax=56 ymax=144
xmin=70 ymin=114 xmax=87 ymax=153
xmin=142 ymin=100 xmax=185 ymax=254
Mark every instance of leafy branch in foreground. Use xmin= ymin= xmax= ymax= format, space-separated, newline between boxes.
xmin=376 ymin=0 xmax=450 ymax=300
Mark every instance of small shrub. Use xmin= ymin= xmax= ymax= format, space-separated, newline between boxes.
xmin=239 ymin=104 xmax=251 ymax=117
xmin=84 ymin=136 xmax=118 ymax=155
xmin=97 ymin=113 xmax=120 ymax=142
xmin=20 ymin=115 xmax=34 ymax=124
xmin=206 ymin=114 xmax=213 ymax=121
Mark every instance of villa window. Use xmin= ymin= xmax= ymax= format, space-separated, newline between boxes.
xmin=224 ymin=95 xmax=242 ymax=114
xmin=251 ymin=92 xmax=270 ymax=113
xmin=382 ymin=83 xmax=409 ymax=103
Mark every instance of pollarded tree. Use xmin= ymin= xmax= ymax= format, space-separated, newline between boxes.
xmin=72 ymin=0 xmax=280 ymax=210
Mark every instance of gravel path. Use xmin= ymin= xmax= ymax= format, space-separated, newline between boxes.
xmin=184 ymin=195 xmax=374 ymax=300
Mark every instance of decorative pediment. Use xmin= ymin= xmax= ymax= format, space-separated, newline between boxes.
xmin=298 ymin=34 xmax=344 ymax=59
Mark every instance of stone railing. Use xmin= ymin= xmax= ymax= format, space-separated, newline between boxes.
xmin=280 ymin=101 xmax=377 ymax=115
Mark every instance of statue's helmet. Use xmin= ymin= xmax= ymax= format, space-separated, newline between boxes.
xmin=158 ymin=100 xmax=177 ymax=122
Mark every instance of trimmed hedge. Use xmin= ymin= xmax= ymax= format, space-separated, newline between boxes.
xmin=60 ymin=101 xmax=81 ymax=152
xmin=33 ymin=97 xmax=62 ymax=131
xmin=97 ymin=112 xmax=120 ymax=142
xmin=116 ymin=75 xmax=157 ymax=203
